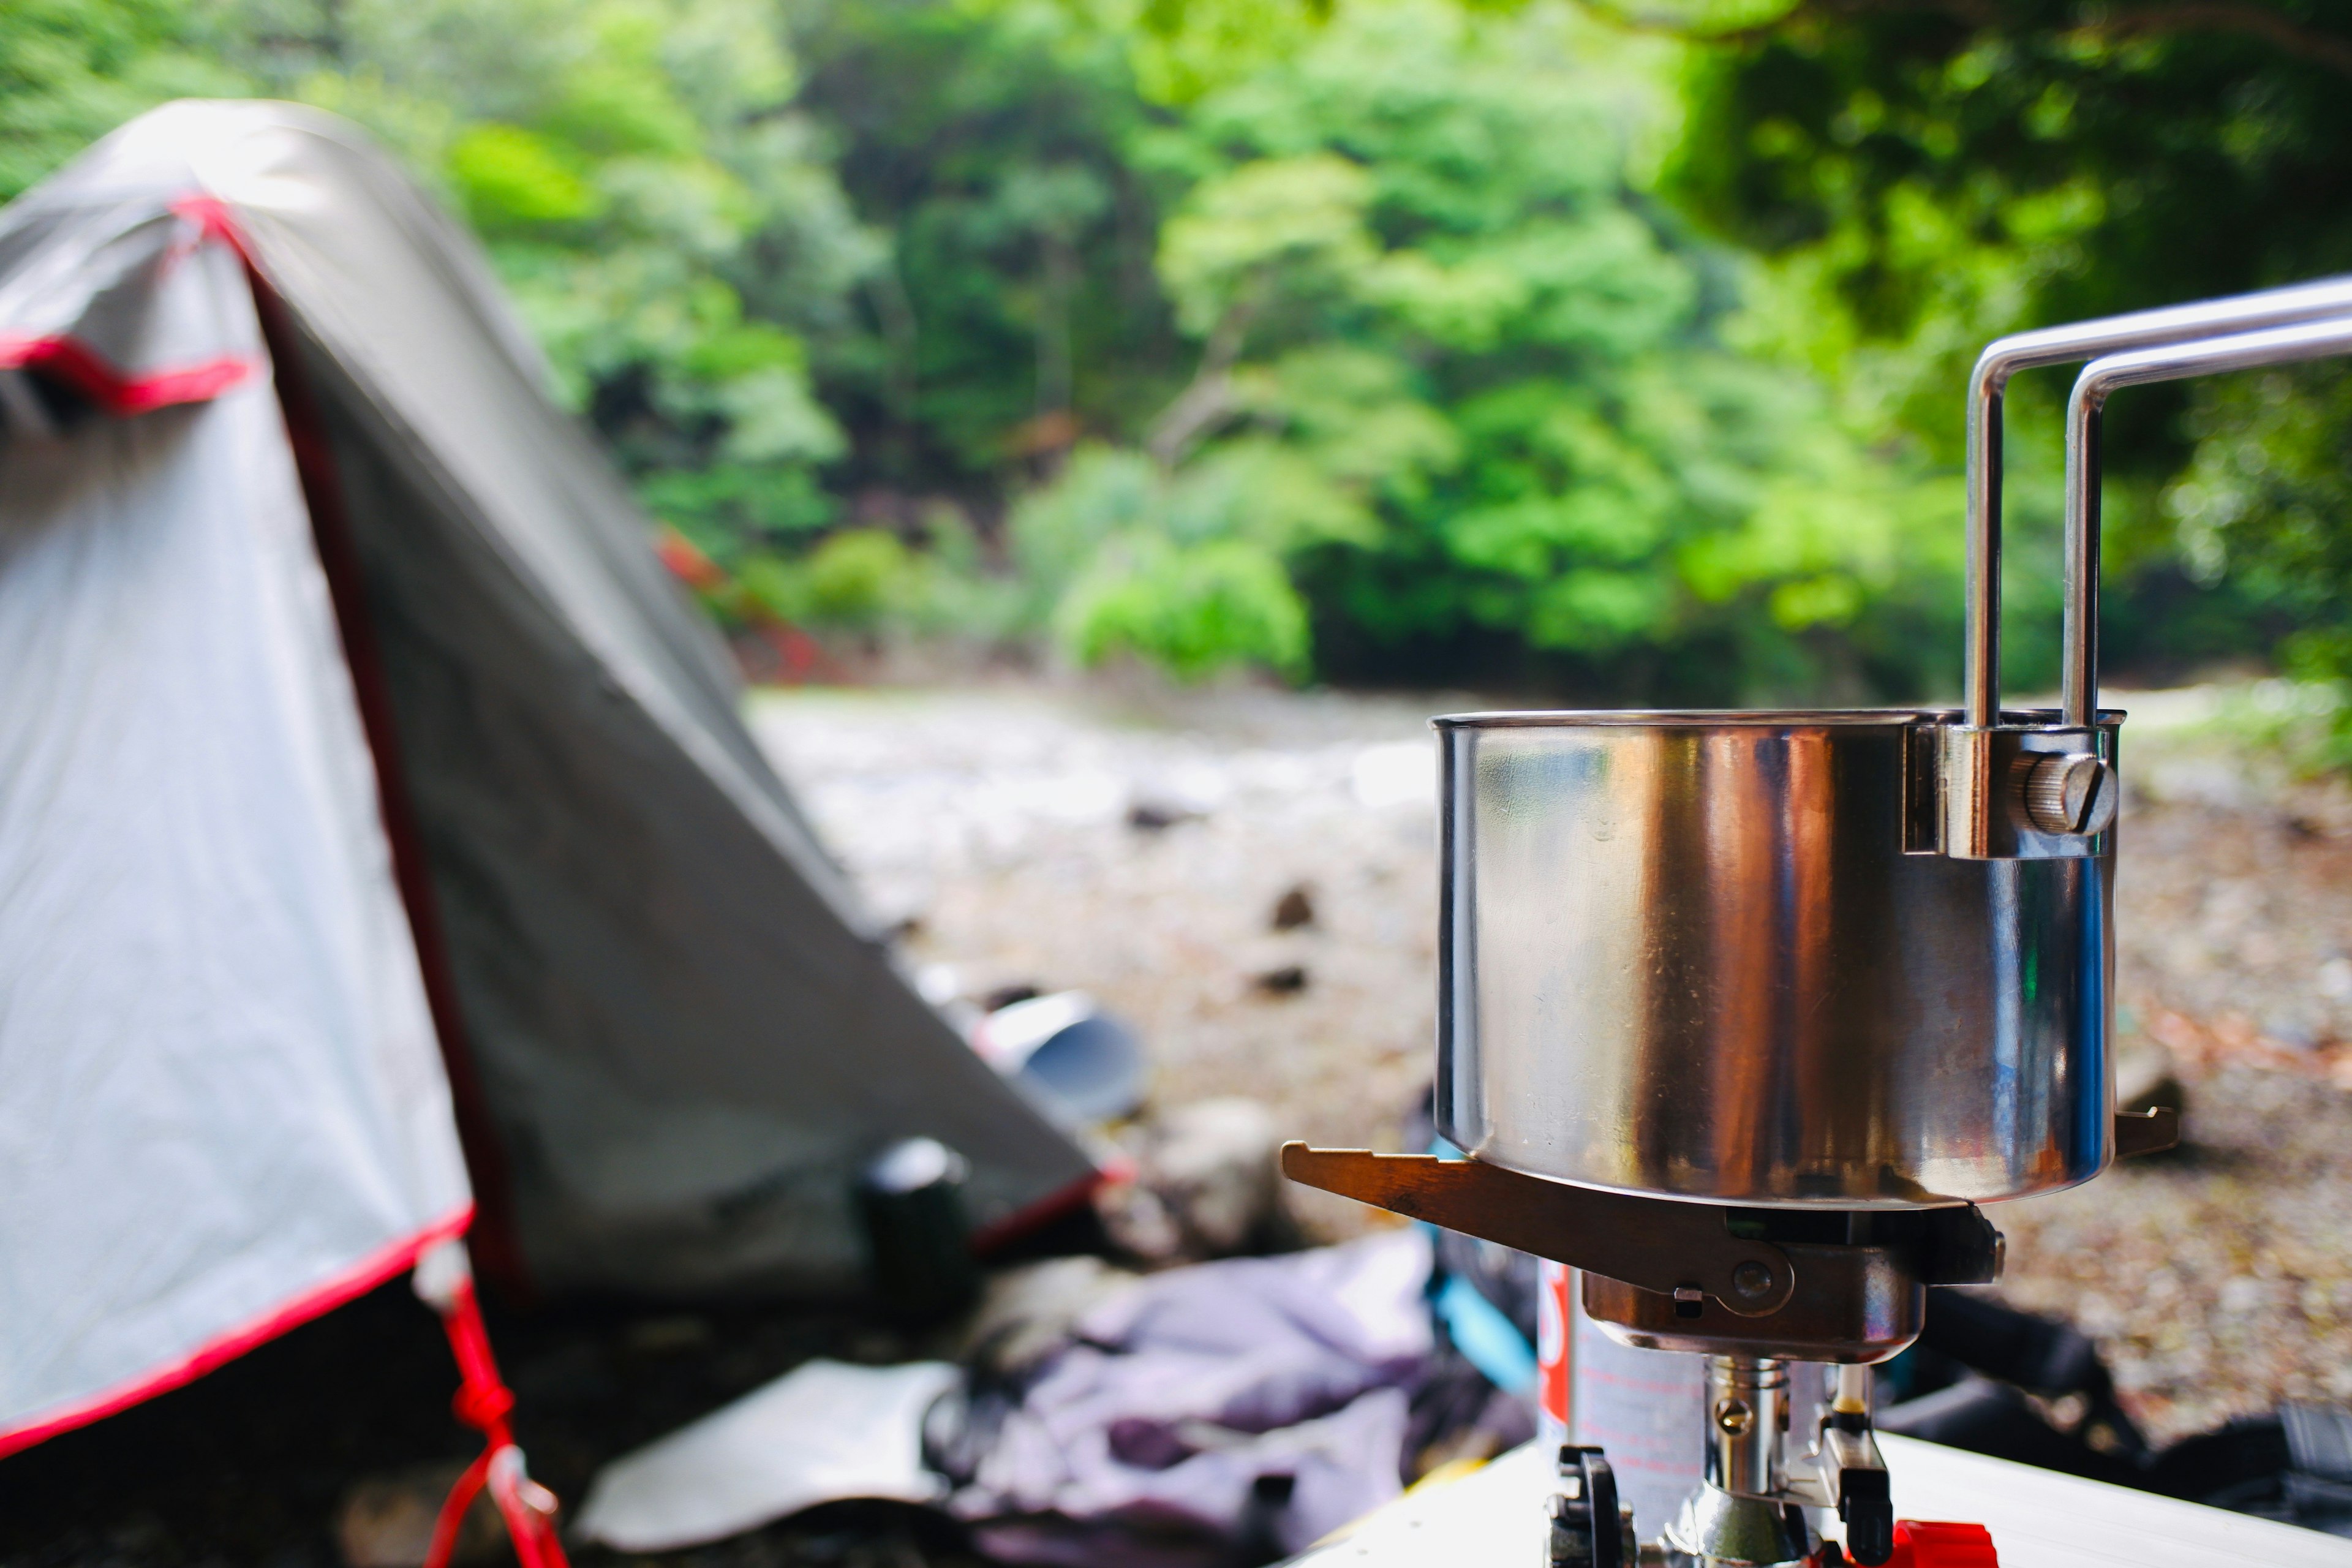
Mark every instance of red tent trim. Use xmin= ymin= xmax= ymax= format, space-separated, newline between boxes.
xmin=0 ymin=199 xmax=266 ymax=418
xmin=0 ymin=333 xmax=255 ymax=417
xmin=0 ymin=1205 xmax=474 ymax=1460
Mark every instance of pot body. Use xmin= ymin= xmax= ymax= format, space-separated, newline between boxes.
xmin=1434 ymin=709 xmax=2115 ymax=1207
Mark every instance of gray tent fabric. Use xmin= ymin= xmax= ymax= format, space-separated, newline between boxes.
xmin=0 ymin=100 xmax=1093 ymax=1308
xmin=0 ymin=200 xmax=473 ymax=1452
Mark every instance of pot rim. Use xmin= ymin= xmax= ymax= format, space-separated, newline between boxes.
xmin=1430 ymin=706 xmax=2127 ymax=731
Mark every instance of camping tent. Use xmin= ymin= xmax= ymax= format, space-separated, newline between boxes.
xmin=0 ymin=99 xmax=1094 ymax=1456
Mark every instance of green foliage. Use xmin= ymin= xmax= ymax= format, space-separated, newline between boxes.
xmin=0 ymin=0 xmax=245 ymax=200
xmin=1060 ymin=533 xmax=1310 ymax=680
xmin=1669 ymin=1 xmax=2352 ymax=344
xmin=1004 ymin=0 xmax=1953 ymax=695
xmin=2214 ymin=679 xmax=2352 ymax=777
xmin=2168 ymin=364 xmax=2352 ymax=705
xmin=1667 ymin=0 xmax=2352 ymax=703
xmin=788 ymin=0 xmax=1182 ymax=485
xmin=242 ymin=0 xmax=872 ymax=563
xmin=448 ymin=124 xmax=607 ymax=227
xmin=797 ymin=529 xmax=911 ymax=626
xmin=35 ymin=0 xmax=2329 ymax=699
xmin=1006 ymin=443 xmax=1328 ymax=679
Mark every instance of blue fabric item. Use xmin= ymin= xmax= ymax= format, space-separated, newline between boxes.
xmin=1420 ymin=1129 xmax=1538 ymax=1394
xmin=1435 ymin=1271 xmax=1537 ymax=1395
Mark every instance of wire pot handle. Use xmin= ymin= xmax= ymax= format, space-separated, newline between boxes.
xmin=2063 ymin=314 xmax=2352 ymax=726
xmin=1964 ymin=276 xmax=2352 ymax=728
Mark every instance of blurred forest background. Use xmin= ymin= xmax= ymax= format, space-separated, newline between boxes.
xmin=9 ymin=0 xmax=2352 ymax=728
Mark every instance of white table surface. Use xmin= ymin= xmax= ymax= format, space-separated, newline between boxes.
xmin=1294 ymin=1434 xmax=2352 ymax=1567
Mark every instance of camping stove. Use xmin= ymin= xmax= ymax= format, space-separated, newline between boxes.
xmin=1286 ymin=279 xmax=2352 ymax=1566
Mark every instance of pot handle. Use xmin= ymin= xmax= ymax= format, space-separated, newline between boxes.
xmin=2063 ymin=312 xmax=2352 ymax=726
xmin=1963 ymin=276 xmax=2352 ymax=728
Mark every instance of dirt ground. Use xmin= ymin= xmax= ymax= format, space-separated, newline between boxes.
xmin=751 ymin=677 xmax=2352 ymax=1446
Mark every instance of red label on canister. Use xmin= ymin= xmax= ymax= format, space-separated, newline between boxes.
xmin=1536 ymin=1257 xmax=1572 ymax=1444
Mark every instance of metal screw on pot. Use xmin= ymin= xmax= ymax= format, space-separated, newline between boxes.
xmin=2021 ymin=752 xmax=2117 ymax=836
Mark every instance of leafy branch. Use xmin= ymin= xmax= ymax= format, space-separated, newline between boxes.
xmin=1575 ymin=0 xmax=2352 ymax=80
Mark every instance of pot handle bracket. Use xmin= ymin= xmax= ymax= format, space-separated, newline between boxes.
xmin=1923 ymin=276 xmax=2352 ymax=859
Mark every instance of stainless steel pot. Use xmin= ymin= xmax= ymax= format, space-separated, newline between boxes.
xmin=1434 ymin=275 xmax=2352 ymax=1212
xmin=1432 ymin=705 xmax=2117 ymax=1207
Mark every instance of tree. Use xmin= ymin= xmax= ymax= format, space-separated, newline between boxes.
xmin=1665 ymin=0 xmax=2352 ymax=699
xmin=2 ymin=0 xmax=2043 ymax=694
xmin=786 ymin=0 xmax=1187 ymax=502
xmin=1014 ymin=0 xmax=1956 ymax=694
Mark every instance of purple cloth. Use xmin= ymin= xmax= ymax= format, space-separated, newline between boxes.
xmin=956 ymin=1231 xmax=1434 ymax=1561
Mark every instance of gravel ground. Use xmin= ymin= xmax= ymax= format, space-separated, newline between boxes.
xmin=751 ymin=682 xmax=1451 ymax=1240
xmin=750 ymin=678 xmax=2352 ymax=1446
xmin=1997 ymin=685 xmax=2352 ymax=1440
